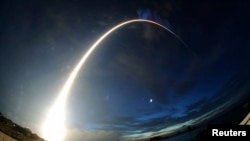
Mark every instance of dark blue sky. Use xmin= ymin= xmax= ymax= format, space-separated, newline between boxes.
xmin=0 ymin=0 xmax=250 ymax=140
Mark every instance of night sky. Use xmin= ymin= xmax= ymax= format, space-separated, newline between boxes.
xmin=0 ymin=0 xmax=250 ymax=141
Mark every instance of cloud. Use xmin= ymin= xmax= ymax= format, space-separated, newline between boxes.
xmin=137 ymin=8 xmax=172 ymax=30
xmin=65 ymin=128 xmax=122 ymax=141
xmin=137 ymin=8 xmax=173 ymax=47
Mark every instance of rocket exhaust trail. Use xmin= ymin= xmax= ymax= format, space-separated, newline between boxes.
xmin=42 ymin=19 xmax=193 ymax=141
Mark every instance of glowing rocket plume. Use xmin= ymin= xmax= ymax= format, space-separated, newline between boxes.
xmin=42 ymin=19 xmax=190 ymax=141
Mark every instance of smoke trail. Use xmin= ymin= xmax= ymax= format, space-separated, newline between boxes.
xmin=137 ymin=8 xmax=172 ymax=30
xmin=42 ymin=19 xmax=192 ymax=141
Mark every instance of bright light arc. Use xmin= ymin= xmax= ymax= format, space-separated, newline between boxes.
xmin=42 ymin=19 xmax=189 ymax=141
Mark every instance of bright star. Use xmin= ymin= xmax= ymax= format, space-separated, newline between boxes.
xmin=150 ymin=99 xmax=153 ymax=103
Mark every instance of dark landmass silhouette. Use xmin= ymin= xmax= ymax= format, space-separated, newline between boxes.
xmin=0 ymin=112 xmax=45 ymax=141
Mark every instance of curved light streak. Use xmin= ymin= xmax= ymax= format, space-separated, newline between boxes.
xmin=42 ymin=19 xmax=191 ymax=141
